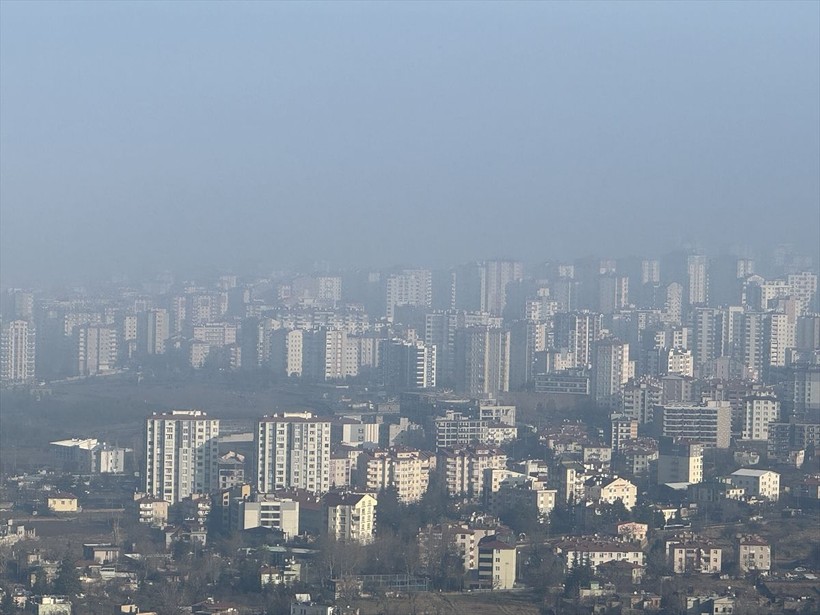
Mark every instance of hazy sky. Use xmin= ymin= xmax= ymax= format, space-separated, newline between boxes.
xmin=1 ymin=1 xmax=818 ymax=284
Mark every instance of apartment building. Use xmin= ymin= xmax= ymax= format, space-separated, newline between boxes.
xmin=144 ymin=410 xmax=220 ymax=504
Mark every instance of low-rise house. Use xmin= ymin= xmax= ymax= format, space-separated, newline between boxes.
xmin=688 ymin=480 xmax=745 ymax=503
xmin=686 ymin=595 xmax=734 ymax=615
xmin=83 ymin=543 xmax=120 ymax=564
xmin=737 ymin=535 xmax=771 ymax=574
xmin=0 ymin=521 xmax=35 ymax=546
xmin=596 ymin=559 xmax=644 ymax=588
xmin=729 ymin=469 xmax=780 ymax=501
xmin=28 ymin=595 xmax=72 ymax=615
xmin=260 ymin=560 xmax=302 ymax=586
xmin=46 ymin=493 xmax=79 ymax=513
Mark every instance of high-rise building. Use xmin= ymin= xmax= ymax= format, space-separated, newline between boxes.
xmin=592 ymin=339 xmax=631 ymax=411
xmin=255 ymin=412 xmax=332 ymax=494
xmin=481 ymin=260 xmax=524 ymax=316
xmin=454 ymin=326 xmax=510 ymax=398
xmin=144 ymin=410 xmax=220 ymax=503
xmin=385 ymin=269 xmax=432 ymax=321
xmin=0 ymin=320 xmax=36 ymax=384
xmin=741 ymin=312 xmax=766 ymax=380
xmin=138 ymin=308 xmax=169 ymax=355
xmin=687 ymin=255 xmax=709 ymax=306
xmin=74 ymin=324 xmax=118 ymax=376
xmin=381 ymin=338 xmax=436 ymax=390
xmin=787 ymin=272 xmax=818 ymax=315
xmin=691 ymin=308 xmax=724 ymax=378
xmin=553 ymin=311 xmax=602 ymax=369
xmin=741 ymin=396 xmax=780 ymax=442
xmin=438 ymin=445 xmax=507 ymax=499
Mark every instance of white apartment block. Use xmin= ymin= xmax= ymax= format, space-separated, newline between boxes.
xmin=0 ymin=319 xmax=36 ymax=384
xmin=788 ymin=272 xmax=818 ymax=315
xmin=593 ymin=338 xmax=631 ymax=411
xmin=230 ymin=494 xmax=300 ymax=539
xmin=730 ymin=468 xmax=780 ymax=501
xmin=555 ymin=539 xmax=645 ymax=572
xmin=144 ymin=410 xmax=220 ymax=504
xmin=74 ymin=324 xmax=118 ymax=376
xmin=666 ymin=348 xmax=693 ymax=377
xmin=192 ymin=322 xmax=238 ymax=347
xmin=656 ymin=401 xmax=732 ymax=448
xmin=767 ymin=311 xmax=795 ymax=368
xmin=741 ymin=396 xmax=780 ymax=442
xmin=687 ymin=255 xmax=709 ymax=306
xmin=385 ymin=269 xmax=432 ymax=321
xmin=139 ymin=308 xmax=169 ymax=355
xmin=256 ymin=412 xmax=331 ymax=494
xmin=51 ymin=438 xmax=129 ymax=474
xmin=481 ymin=260 xmax=524 ymax=316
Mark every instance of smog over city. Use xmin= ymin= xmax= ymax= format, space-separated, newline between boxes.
xmin=0 ymin=2 xmax=818 ymax=615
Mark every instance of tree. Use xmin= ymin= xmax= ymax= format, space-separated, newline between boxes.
xmin=563 ymin=560 xmax=593 ymax=598
xmin=53 ymin=557 xmax=82 ymax=598
xmin=32 ymin=567 xmax=50 ymax=595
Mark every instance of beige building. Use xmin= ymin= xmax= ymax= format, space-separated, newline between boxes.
xmin=666 ymin=537 xmax=722 ymax=574
xmin=477 ymin=537 xmax=516 ymax=589
xmin=729 ymin=469 xmax=780 ymax=501
xmin=483 ymin=468 xmax=557 ymax=518
xmin=362 ymin=448 xmax=434 ymax=504
xmin=135 ymin=495 xmax=169 ymax=527
xmin=47 ymin=493 xmax=79 ymax=513
xmin=738 ymin=535 xmax=771 ymax=573
xmin=585 ymin=476 xmax=638 ymax=510
xmin=325 ymin=492 xmax=377 ymax=543
xmin=439 ymin=446 xmax=507 ymax=499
